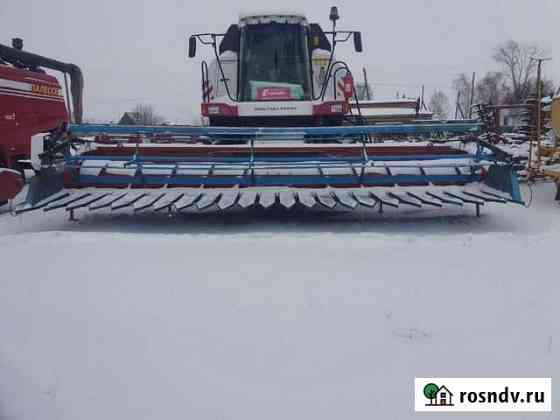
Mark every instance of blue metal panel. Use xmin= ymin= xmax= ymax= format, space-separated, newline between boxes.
xmin=68 ymin=122 xmax=482 ymax=137
xmin=68 ymin=153 xmax=495 ymax=165
xmin=76 ymin=172 xmax=478 ymax=188
xmin=484 ymin=165 xmax=523 ymax=203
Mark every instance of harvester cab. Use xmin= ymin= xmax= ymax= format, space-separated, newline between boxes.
xmin=188 ymin=8 xmax=362 ymax=127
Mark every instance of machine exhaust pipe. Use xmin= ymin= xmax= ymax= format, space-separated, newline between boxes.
xmin=0 ymin=40 xmax=84 ymax=123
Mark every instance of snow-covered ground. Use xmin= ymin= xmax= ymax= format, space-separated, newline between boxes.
xmin=0 ymin=183 xmax=558 ymax=420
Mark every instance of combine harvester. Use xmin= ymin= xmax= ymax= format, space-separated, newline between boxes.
xmin=15 ymin=8 xmax=524 ymax=217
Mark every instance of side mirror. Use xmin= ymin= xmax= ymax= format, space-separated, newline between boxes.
xmin=188 ymin=36 xmax=197 ymax=58
xmin=353 ymin=32 xmax=363 ymax=52
xmin=329 ymin=6 xmax=339 ymax=23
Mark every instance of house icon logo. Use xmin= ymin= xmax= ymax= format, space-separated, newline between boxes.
xmin=423 ymin=383 xmax=454 ymax=407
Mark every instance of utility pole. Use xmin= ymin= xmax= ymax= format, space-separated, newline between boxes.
xmin=362 ymin=68 xmax=372 ymax=100
xmin=468 ymin=72 xmax=476 ymax=119
xmin=530 ymin=57 xmax=552 ymax=175
xmin=455 ymin=91 xmax=464 ymax=120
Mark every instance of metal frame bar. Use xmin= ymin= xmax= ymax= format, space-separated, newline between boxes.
xmin=68 ymin=122 xmax=482 ymax=137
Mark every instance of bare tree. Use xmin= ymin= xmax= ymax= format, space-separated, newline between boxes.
xmin=453 ymin=73 xmax=473 ymax=116
xmin=355 ymin=82 xmax=373 ymax=101
xmin=476 ymin=71 xmax=510 ymax=105
xmin=429 ymin=90 xmax=450 ymax=120
xmin=131 ymin=104 xmax=166 ymax=125
xmin=493 ymin=40 xmax=547 ymax=103
xmin=540 ymin=79 xmax=556 ymax=99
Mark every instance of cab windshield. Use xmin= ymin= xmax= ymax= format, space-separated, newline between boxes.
xmin=238 ymin=23 xmax=312 ymax=102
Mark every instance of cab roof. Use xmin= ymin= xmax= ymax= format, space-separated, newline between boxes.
xmin=238 ymin=10 xmax=308 ymax=26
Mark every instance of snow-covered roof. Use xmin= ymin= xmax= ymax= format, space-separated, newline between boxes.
xmin=351 ymin=99 xmax=418 ymax=106
xmin=239 ymin=10 xmax=307 ymax=26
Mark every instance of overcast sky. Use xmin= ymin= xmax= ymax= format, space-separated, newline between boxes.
xmin=2 ymin=0 xmax=558 ymax=123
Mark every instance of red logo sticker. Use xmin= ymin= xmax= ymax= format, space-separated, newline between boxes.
xmin=256 ymin=87 xmax=293 ymax=100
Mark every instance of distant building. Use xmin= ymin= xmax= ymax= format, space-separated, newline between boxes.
xmin=118 ymin=112 xmax=139 ymax=125
xmin=348 ymin=99 xmax=433 ymax=124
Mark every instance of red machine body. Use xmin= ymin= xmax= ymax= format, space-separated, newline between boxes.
xmin=0 ymin=64 xmax=68 ymax=170
xmin=0 ymin=37 xmax=82 ymax=204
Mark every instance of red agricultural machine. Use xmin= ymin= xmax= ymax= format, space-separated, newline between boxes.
xmin=0 ymin=38 xmax=83 ymax=206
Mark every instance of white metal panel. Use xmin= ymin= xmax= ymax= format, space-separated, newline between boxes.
xmin=316 ymin=191 xmax=336 ymax=209
xmin=218 ymin=191 xmax=239 ymax=210
xmin=352 ymin=191 xmax=377 ymax=207
xmin=237 ymin=101 xmax=313 ymax=117
xmin=259 ymin=191 xmax=277 ymax=208
xmin=152 ymin=192 xmax=184 ymax=211
xmin=238 ymin=190 xmax=258 ymax=208
xmin=174 ymin=191 xmax=203 ymax=210
xmin=278 ymin=190 xmax=296 ymax=209
xmin=334 ymin=190 xmax=358 ymax=209
xmin=112 ymin=192 xmax=147 ymax=210
xmin=196 ymin=191 xmax=221 ymax=210
xmin=134 ymin=193 xmax=165 ymax=212
xmin=297 ymin=190 xmax=316 ymax=208
xmin=89 ymin=192 xmax=128 ymax=210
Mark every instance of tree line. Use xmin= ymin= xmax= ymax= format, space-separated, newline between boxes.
xmin=430 ymin=40 xmax=556 ymax=119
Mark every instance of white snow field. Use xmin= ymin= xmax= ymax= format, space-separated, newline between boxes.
xmin=0 ymin=182 xmax=558 ymax=420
